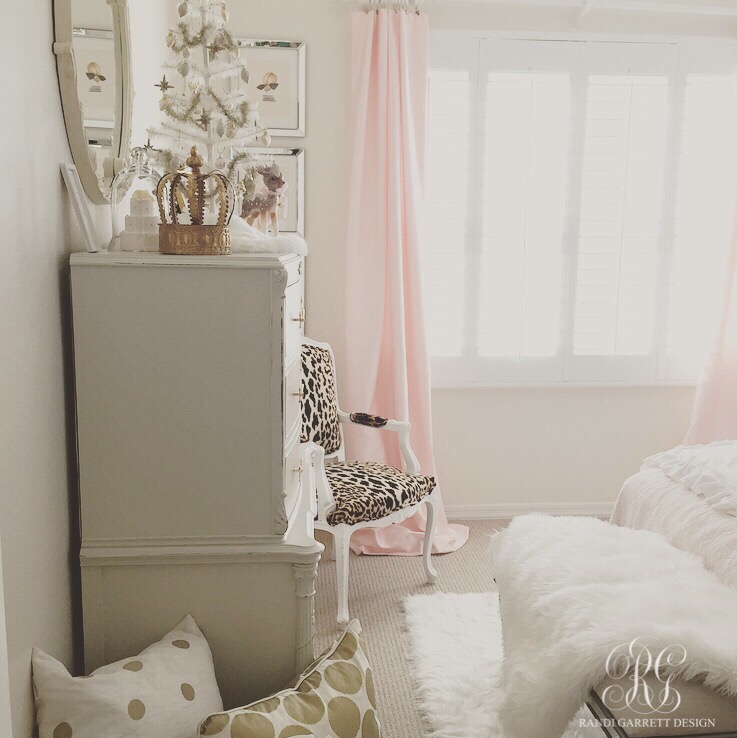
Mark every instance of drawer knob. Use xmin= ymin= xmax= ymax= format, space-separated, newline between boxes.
xmin=293 ymin=387 xmax=305 ymax=400
xmin=294 ymin=463 xmax=304 ymax=479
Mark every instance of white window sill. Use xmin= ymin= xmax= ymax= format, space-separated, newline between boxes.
xmin=431 ymin=381 xmax=698 ymax=390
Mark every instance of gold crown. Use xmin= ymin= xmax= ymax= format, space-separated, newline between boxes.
xmin=156 ymin=147 xmax=235 ymax=255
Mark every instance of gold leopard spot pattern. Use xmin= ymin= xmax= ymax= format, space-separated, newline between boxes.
xmin=327 ymin=697 xmax=360 ymax=738
xmin=181 ymin=683 xmax=195 ymax=701
xmin=283 ymin=692 xmax=324 ymax=724
xmin=230 ymin=712 xmax=275 ymax=738
xmin=279 ymin=728 xmax=313 ymax=738
xmin=53 ymin=724 xmax=73 ymax=738
xmin=251 ymin=696 xmax=281 ymax=713
xmin=199 ymin=713 xmax=229 ymax=735
xmin=363 ymin=709 xmax=380 ymax=738
xmin=127 ymin=699 xmax=145 ymax=721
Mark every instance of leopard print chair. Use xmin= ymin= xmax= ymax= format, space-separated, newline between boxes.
xmin=300 ymin=338 xmax=439 ymax=625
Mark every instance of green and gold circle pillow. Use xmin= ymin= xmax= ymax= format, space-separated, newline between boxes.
xmin=199 ymin=620 xmax=380 ymax=738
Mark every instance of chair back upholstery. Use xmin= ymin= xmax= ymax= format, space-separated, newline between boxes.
xmin=301 ymin=343 xmax=342 ymax=454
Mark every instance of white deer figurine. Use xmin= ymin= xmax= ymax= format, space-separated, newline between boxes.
xmin=241 ymin=164 xmax=288 ymax=236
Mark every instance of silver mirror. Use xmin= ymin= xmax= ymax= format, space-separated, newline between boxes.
xmin=54 ymin=0 xmax=133 ymax=204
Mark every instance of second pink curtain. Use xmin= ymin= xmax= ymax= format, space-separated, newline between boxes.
xmin=342 ymin=9 xmax=469 ymax=556
xmin=685 ymin=215 xmax=737 ymax=444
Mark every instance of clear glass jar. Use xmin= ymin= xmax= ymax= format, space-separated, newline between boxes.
xmin=109 ymin=147 xmax=162 ymax=251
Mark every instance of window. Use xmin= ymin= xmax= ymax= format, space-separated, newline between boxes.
xmin=424 ymin=37 xmax=737 ymax=385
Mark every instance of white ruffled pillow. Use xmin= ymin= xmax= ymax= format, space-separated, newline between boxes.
xmin=33 ymin=615 xmax=223 ymax=738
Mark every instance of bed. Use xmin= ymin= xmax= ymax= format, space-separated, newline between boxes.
xmin=611 ymin=466 xmax=737 ymax=590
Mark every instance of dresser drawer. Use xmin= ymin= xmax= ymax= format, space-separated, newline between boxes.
xmin=284 ymin=356 xmax=302 ymax=441
xmin=284 ymin=435 xmax=303 ymax=522
xmin=284 ymin=279 xmax=304 ymax=363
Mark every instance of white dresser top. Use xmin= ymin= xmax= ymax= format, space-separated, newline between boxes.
xmin=70 ymin=250 xmax=301 ymax=269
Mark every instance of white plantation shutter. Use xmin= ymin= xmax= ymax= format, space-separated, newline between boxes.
xmin=426 ymin=35 xmax=737 ymax=386
xmin=569 ymin=44 xmax=675 ymax=382
xmin=664 ymin=45 xmax=737 ymax=381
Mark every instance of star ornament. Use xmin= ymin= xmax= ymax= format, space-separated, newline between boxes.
xmin=156 ymin=75 xmax=173 ymax=93
xmin=197 ymin=109 xmax=212 ymax=130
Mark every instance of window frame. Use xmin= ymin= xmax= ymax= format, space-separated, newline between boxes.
xmin=426 ymin=30 xmax=737 ymax=389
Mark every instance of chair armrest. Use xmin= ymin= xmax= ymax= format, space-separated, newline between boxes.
xmin=347 ymin=412 xmax=390 ymax=428
xmin=337 ymin=412 xmax=420 ymax=475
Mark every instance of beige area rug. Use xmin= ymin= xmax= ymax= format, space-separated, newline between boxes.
xmin=313 ymin=519 xmax=507 ymax=737
xmin=403 ymin=592 xmax=601 ymax=738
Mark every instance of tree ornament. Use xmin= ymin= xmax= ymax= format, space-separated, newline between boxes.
xmin=178 ymin=61 xmax=190 ymax=78
xmin=261 ymin=130 xmax=272 ymax=146
xmin=182 ymin=47 xmax=190 ymax=59
xmin=197 ymin=109 xmax=212 ymax=130
xmin=241 ymin=67 xmax=250 ymax=84
xmin=155 ymin=75 xmax=173 ymax=93
xmin=216 ymin=119 xmax=225 ymax=138
xmin=178 ymin=2 xmax=189 ymax=17
xmin=166 ymin=31 xmax=175 ymax=48
xmin=221 ymin=3 xmax=230 ymax=22
xmin=215 ymin=153 xmax=227 ymax=170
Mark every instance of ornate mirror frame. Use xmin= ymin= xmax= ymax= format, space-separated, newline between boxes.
xmin=53 ymin=0 xmax=133 ymax=205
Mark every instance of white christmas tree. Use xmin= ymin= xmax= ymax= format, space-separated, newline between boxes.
xmin=148 ymin=0 xmax=270 ymax=175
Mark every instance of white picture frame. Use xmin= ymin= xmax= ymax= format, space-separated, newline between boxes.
xmin=60 ymin=162 xmax=101 ymax=253
xmin=236 ymin=39 xmax=306 ymax=137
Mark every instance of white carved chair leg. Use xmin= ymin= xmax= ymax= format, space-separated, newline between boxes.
xmin=334 ymin=526 xmax=352 ymax=626
xmin=329 ymin=534 xmax=337 ymax=562
xmin=423 ymin=494 xmax=438 ymax=584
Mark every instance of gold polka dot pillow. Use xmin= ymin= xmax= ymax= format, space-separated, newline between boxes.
xmin=33 ymin=614 xmax=223 ymax=738
xmin=199 ymin=619 xmax=380 ymax=738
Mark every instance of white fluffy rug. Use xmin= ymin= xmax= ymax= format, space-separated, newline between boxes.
xmin=403 ymin=592 xmax=601 ymax=738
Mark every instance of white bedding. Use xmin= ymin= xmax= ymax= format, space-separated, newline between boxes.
xmin=611 ymin=467 xmax=737 ymax=589
xmin=642 ymin=440 xmax=737 ymax=516
xmin=491 ymin=515 xmax=737 ymax=738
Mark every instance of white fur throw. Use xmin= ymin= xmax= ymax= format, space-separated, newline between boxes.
xmin=489 ymin=515 xmax=737 ymax=738
xmin=230 ymin=215 xmax=308 ymax=255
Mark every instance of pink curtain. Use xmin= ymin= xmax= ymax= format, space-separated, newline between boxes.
xmin=342 ymin=8 xmax=469 ymax=556
xmin=685 ymin=217 xmax=737 ymax=444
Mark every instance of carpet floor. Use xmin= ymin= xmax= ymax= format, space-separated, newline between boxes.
xmin=313 ymin=519 xmax=508 ymax=738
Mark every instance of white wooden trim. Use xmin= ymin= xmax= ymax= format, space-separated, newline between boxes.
xmin=432 ymin=29 xmax=737 ymax=46
xmin=432 ymin=0 xmax=737 ymax=18
xmin=80 ymin=538 xmax=324 ymax=567
xmin=432 ymin=380 xmax=697 ymax=389
xmin=69 ymin=251 xmax=302 ymax=269
xmin=445 ymin=501 xmax=615 ymax=519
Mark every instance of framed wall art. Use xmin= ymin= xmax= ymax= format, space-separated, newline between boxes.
xmin=245 ymin=148 xmax=305 ymax=235
xmin=60 ymin=162 xmax=101 ymax=253
xmin=236 ymin=39 xmax=305 ymax=137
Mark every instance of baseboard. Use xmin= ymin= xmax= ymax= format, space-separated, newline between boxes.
xmin=445 ymin=501 xmax=615 ymax=520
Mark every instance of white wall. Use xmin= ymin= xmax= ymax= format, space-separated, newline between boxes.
xmin=226 ymin=0 xmax=736 ymax=516
xmin=0 ymin=0 xmax=78 ymax=734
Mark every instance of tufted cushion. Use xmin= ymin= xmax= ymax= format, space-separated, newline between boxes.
xmin=324 ymin=462 xmax=435 ymax=526
xmin=301 ymin=344 xmax=342 ymax=455
xmin=198 ymin=620 xmax=380 ymax=737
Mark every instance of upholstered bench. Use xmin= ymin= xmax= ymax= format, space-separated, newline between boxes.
xmin=587 ymin=673 xmax=737 ymax=738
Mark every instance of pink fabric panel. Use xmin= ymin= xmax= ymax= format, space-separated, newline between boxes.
xmin=686 ymin=217 xmax=737 ymax=444
xmin=343 ymin=9 xmax=469 ymax=556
